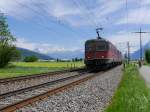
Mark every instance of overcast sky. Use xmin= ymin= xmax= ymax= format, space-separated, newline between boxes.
xmin=0 ymin=0 xmax=150 ymax=54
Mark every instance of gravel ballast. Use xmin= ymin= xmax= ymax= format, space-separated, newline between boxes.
xmin=0 ymin=72 xmax=93 ymax=109
xmin=0 ymin=72 xmax=79 ymax=94
xmin=18 ymin=66 xmax=123 ymax=112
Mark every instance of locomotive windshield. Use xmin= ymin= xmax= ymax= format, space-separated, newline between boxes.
xmin=96 ymin=42 xmax=108 ymax=51
xmin=85 ymin=40 xmax=108 ymax=51
xmin=85 ymin=42 xmax=94 ymax=51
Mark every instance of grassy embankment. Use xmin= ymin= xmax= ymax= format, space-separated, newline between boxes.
xmin=106 ymin=65 xmax=150 ymax=112
xmin=0 ymin=61 xmax=84 ymax=79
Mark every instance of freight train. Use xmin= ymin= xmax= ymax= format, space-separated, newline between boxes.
xmin=84 ymin=28 xmax=122 ymax=69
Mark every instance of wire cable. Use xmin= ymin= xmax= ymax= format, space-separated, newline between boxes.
xmin=72 ymin=0 xmax=97 ymax=28
xmin=81 ymin=0 xmax=99 ymax=27
xmin=14 ymin=0 xmax=86 ymax=37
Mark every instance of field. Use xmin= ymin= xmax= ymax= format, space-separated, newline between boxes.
xmin=106 ymin=65 xmax=150 ymax=112
xmin=0 ymin=61 xmax=84 ymax=79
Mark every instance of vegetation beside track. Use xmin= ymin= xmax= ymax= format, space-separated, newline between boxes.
xmin=0 ymin=61 xmax=84 ymax=79
xmin=106 ymin=65 xmax=150 ymax=112
xmin=146 ymin=63 xmax=150 ymax=66
xmin=13 ymin=61 xmax=84 ymax=68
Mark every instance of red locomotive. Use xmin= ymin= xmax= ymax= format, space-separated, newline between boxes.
xmin=84 ymin=28 xmax=122 ymax=69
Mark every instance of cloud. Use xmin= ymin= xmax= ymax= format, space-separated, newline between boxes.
xmin=1 ymin=0 xmax=150 ymax=54
xmin=118 ymin=7 xmax=150 ymax=24
xmin=141 ymin=0 xmax=150 ymax=5
xmin=0 ymin=0 xmax=126 ymax=26
xmin=117 ymin=0 xmax=150 ymax=25
xmin=0 ymin=0 xmax=36 ymax=20
xmin=16 ymin=38 xmax=82 ymax=54
xmin=61 ymin=0 xmax=125 ymax=26
xmin=108 ymin=31 xmax=150 ymax=53
xmin=46 ymin=1 xmax=81 ymax=18
xmin=1 ymin=0 xmax=150 ymax=26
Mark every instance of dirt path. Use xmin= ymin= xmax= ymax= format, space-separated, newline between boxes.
xmin=139 ymin=65 xmax=150 ymax=86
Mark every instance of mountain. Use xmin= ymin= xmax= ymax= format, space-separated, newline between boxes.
xmin=17 ymin=47 xmax=53 ymax=60
xmin=131 ymin=41 xmax=150 ymax=60
xmin=48 ymin=50 xmax=84 ymax=59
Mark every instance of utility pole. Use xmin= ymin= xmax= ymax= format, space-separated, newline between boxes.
xmin=133 ymin=27 xmax=150 ymax=61
xmin=127 ymin=41 xmax=130 ymax=63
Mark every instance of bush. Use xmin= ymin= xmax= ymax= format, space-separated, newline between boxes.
xmin=72 ymin=58 xmax=83 ymax=62
xmin=0 ymin=43 xmax=20 ymax=67
xmin=23 ymin=55 xmax=38 ymax=62
xmin=145 ymin=49 xmax=150 ymax=63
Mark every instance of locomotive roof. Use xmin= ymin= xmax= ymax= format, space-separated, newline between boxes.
xmin=85 ymin=38 xmax=107 ymax=43
xmin=85 ymin=38 xmax=122 ymax=54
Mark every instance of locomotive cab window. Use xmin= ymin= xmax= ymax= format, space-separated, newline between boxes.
xmin=96 ymin=42 xmax=108 ymax=51
xmin=85 ymin=43 xmax=94 ymax=51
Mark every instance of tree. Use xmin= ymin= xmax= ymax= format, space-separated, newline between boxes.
xmin=72 ymin=58 xmax=75 ymax=62
xmin=0 ymin=13 xmax=20 ymax=68
xmin=23 ymin=55 xmax=38 ymax=62
xmin=75 ymin=57 xmax=78 ymax=62
xmin=56 ymin=58 xmax=60 ymax=62
xmin=145 ymin=49 xmax=150 ymax=63
xmin=79 ymin=58 xmax=83 ymax=61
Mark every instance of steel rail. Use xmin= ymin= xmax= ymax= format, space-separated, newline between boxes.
xmin=0 ymin=71 xmax=99 ymax=112
xmin=0 ymin=71 xmax=88 ymax=99
xmin=0 ymin=68 xmax=85 ymax=84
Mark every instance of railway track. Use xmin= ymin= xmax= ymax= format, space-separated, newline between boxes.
xmin=0 ymin=68 xmax=86 ymax=95
xmin=0 ymin=70 xmax=98 ymax=112
xmin=0 ymin=68 xmax=85 ymax=84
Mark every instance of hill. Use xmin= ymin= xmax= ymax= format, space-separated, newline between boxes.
xmin=17 ymin=47 xmax=53 ymax=60
xmin=48 ymin=50 xmax=84 ymax=59
xmin=131 ymin=41 xmax=150 ymax=60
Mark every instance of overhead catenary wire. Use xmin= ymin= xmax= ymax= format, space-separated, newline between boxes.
xmin=139 ymin=0 xmax=142 ymax=28
xmin=125 ymin=0 xmax=128 ymax=29
xmin=80 ymin=0 xmax=98 ymax=27
xmin=14 ymin=0 xmax=87 ymax=37
xmin=132 ymin=0 xmax=150 ymax=61
xmin=13 ymin=0 xmax=64 ymax=35
xmin=72 ymin=0 xmax=97 ymax=28
xmin=81 ymin=0 xmax=105 ymax=38
xmin=124 ymin=0 xmax=132 ymax=56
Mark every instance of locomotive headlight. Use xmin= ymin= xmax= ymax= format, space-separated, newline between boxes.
xmin=101 ymin=56 xmax=104 ymax=58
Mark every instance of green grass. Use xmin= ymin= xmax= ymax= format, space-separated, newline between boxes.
xmin=13 ymin=61 xmax=84 ymax=68
xmin=147 ymin=63 xmax=150 ymax=66
xmin=0 ymin=61 xmax=84 ymax=79
xmin=105 ymin=65 xmax=150 ymax=112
